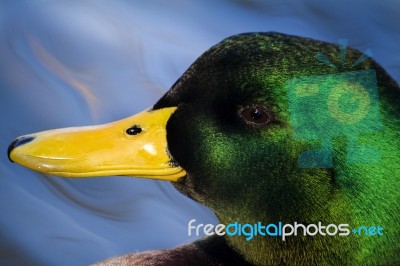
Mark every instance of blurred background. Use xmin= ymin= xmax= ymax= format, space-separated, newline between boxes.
xmin=0 ymin=0 xmax=399 ymax=265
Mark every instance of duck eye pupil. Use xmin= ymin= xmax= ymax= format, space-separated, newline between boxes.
xmin=126 ymin=125 xmax=142 ymax=135
xmin=239 ymin=105 xmax=273 ymax=126
xmin=251 ymin=109 xmax=263 ymax=120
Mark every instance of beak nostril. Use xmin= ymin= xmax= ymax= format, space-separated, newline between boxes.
xmin=7 ymin=136 xmax=35 ymax=162
xmin=126 ymin=125 xmax=142 ymax=136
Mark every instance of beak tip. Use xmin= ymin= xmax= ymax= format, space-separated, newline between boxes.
xmin=7 ymin=139 xmax=18 ymax=163
xmin=7 ymin=136 xmax=36 ymax=163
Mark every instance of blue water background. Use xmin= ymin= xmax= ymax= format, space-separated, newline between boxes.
xmin=0 ymin=1 xmax=399 ymax=265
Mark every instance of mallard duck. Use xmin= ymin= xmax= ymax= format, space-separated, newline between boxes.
xmin=8 ymin=32 xmax=400 ymax=265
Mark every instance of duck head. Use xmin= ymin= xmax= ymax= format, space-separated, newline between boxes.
xmin=8 ymin=33 xmax=400 ymax=265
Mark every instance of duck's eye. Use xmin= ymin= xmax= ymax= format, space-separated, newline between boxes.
xmin=239 ymin=105 xmax=273 ymax=126
xmin=126 ymin=125 xmax=142 ymax=135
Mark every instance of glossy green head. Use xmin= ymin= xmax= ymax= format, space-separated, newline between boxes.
xmin=154 ymin=33 xmax=400 ymax=265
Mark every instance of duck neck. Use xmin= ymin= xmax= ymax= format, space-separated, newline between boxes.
xmin=214 ymin=145 xmax=400 ymax=265
xmin=186 ymin=163 xmax=399 ymax=266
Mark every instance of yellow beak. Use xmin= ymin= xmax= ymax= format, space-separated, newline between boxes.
xmin=8 ymin=107 xmax=186 ymax=181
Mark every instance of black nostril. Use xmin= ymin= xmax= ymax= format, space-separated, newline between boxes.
xmin=7 ymin=136 xmax=35 ymax=162
xmin=126 ymin=125 xmax=142 ymax=136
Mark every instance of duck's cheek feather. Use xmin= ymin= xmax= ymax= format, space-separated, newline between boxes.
xmin=166 ymin=106 xmax=335 ymax=224
xmin=165 ymin=110 xmax=205 ymax=200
